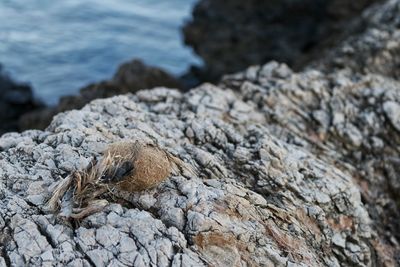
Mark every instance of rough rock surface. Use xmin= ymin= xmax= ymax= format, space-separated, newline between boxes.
xmin=183 ymin=0 xmax=382 ymax=81
xmin=19 ymin=59 xmax=182 ymax=131
xmin=222 ymin=62 xmax=400 ymax=266
xmin=315 ymin=0 xmax=400 ymax=79
xmin=1 ymin=0 xmax=399 ymax=266
xmin=0 ymin=66 xmax=42 ymax=135
xmin=0 ymin=76 xmax=399 ymax=266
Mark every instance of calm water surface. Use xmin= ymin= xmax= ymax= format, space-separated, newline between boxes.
xmin=0 ymin=0 xmax=200 ymax=104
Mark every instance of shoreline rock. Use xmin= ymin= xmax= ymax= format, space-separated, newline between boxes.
xmin=313 ymin=0 xmax=400 ymax=80
xmin=0 ymin=65 xmax=42 ymax=135
xmin=222 ymin=62 xmax=400 ymax=262
xmin=183 ymin=0 xmax=384 ymax=82
xmin=0 ymin=82 xmax=396 ymax=266
xmin=0 ymin=0 xmax=399 ymax=265
xmin=18 ymin=59 xmax=183 ymax=131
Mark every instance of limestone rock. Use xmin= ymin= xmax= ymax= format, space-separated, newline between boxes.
xmin=1 ymin=0 xmax=400 ymax=266
xmin=222 ymin=62 xmax=400 ymax=266
xmin=0 ymin=82 xmax=397 ymax=266
xmin=315 ymin=0 xmax=400 ymax=80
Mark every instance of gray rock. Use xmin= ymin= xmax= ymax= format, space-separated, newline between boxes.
xmin=383 ymin=101 xmax=400 ymax=131
xmin=1 ymin=1 xmax=400 ymax=266
xmin=0 ymin=78 xmax=396 ymax=265
xmin=315 ymin=0 xmax=400 ymax=80
xmin=332 ymin=233 xmax=346 ymax=248
xmin=223 ymin=60 xmax=400 ymax=263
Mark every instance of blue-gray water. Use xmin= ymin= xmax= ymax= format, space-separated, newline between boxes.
xmin=0 ymin=0 xmax=200 ymax=105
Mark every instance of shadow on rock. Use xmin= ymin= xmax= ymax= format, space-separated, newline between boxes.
xmin=183 ymin=0 xmax=383 ymax=82
xmin=0 ymin=65 xmax=43 ymax=135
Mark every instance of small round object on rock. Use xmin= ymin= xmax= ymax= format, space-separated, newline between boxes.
xmin=99 ymin=141 xmax=173 ymax=191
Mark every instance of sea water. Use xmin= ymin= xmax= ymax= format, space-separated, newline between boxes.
xmin=0 ymin=0 xmax=200 ymax=104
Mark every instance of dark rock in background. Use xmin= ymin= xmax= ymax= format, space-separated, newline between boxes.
xmin=6 ymin=0 xmax=389 ymax=134
xmin=220 ymin=0 xmax=400 ymax=253
xmin=0 ymin=65 xmax=42 ymax=135
xmin=183 ymin=0 xmax=383 ymax=82
xmin=313 ymin=0 xmax=400 ymax=79
xmin=19 ymin=59 xmax=182 ymax=131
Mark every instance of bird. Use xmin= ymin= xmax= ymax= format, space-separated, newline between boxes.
xmin=47 ymin=140 xmax=195 ymax=219
xmin=98 ymin=140 xmax=174 ymax=191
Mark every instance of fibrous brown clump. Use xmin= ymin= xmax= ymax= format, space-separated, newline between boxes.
xmin=99 ymin=141 xmax=173 ymax=191
xmin=47 ymin=140 xmax=194 ymax=219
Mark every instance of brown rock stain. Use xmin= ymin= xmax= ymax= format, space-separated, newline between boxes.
xmin=263 ymin=221 xmax=314 ymax=264
xmin=371 ymin=239 xmax=396 ymax=267
xmin=327 ymin=215 xmax=354 ymax=232
xmin=295 ymin=209 xmax=321 ymax=237
xmin=213 ymin=196 xmax=257 ymax=221
xmin=194 ymin=232 xmax=256 ymax=267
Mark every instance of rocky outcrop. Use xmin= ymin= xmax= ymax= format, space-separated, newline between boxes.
xmin=314 ymin=0 xmax=400 ymax=79
xmin=0 ymin=66 xmax=42 ymax=135
xmin=1 ymin=81 xmax=398 ymax=266
xmin=183 ymin=0 xmax=383 ymax=81
xmin=1 ymin=43 xmax=400 ymax=267
xmin=222 ymin=63 xmax=400 ymax=265
xmin=0 ymin=0 xmax=399 ymax=266
xmin=19 ymin=59 xmax=182 ymax=131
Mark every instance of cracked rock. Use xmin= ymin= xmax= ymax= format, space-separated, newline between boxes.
xmin=1 ymin=0 xmax=400 ymax=266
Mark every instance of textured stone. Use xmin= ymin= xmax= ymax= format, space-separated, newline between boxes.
xmin=0 ymin=78 xmax=397 ymax=265
xmin=183 ymin=0 xmax=383 ymax=81
xmin=315 ymin=0 xmax=400 ymax=80
xmin=383 ymin=101 xmax=400 ymax=131
xmin=222 ymin=60 xmax=400 ymax=265
xmin=1 ymin=1 xmax=400 ymax=266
